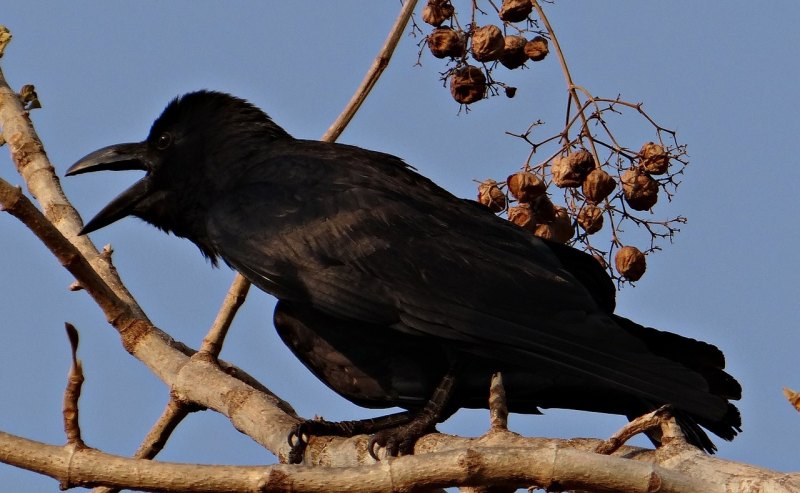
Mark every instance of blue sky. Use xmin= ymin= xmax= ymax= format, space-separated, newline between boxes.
xmin=2 ymin=2 xmax=799 ymax=489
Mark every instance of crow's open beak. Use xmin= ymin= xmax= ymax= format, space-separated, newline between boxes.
xmin=66 ymin=142 xmax=153 ymax=235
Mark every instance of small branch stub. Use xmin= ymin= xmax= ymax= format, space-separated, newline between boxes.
xmin=63 ymin=323 xmax=86 ymax=448
xmin=18 ymin=84 xmax=42 ymax=110
xmin=488 ymin=372 xmax=508 ymax=431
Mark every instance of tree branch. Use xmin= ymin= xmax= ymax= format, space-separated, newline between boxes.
xmin=2 ymin=429 xmax=798 ymax=493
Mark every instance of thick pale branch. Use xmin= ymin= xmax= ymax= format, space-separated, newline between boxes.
xmin=0 ymin=179 xmax=135 ymax=326
xmin=4 ymin=429 xmax=799 ymax=493
xmin=0 ymin=69 xmax=146 ymax=318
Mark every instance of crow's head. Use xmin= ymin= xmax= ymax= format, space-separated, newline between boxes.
xmin=67 ymin=90 xmax=292 ymax=237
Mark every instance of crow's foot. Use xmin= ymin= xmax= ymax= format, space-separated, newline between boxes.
xmin=287 ymin=412 xmax=414 ymax=464
xmin=367 ymin=418 xmax=437 ymax=459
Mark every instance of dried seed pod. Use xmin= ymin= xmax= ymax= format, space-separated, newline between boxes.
xmin=582 ymin=168 xmax=616 ymax=204
xmin=551 ymin=149 xmax=594 ymax=188
xmin=507 ymin=171 xmax=546 ymax=202
xmin=530 ymin=194 xmax=556 ymax=223
xmin=533 ymin=223 xmax=556 ymax=241
xmin=428 ymin=27 xmax=466 ymax=59
xmin=499 ymin=0 xmax=533 ymax=23
xmin=477 ymin=179 xmax=506 ymax=212
xmin=450 ymin=65 xmax=486 ymax=104
xmin=577 ymin=204 xmax=604 ymax=234
xmin=524 ymin=35 xmax=549 ymax=61
xmin=621 ymin=168 xmax=659 ymax=210
xmin=638 ymin=142 xmax=670 ymax=175
xmin=422 ymin=0 xmax=455 ymax=27
xmin=615 ymin=246 xmax=647 ymax=281
xmin=551 ymin=205 xmax=574 ymax=243
xmin=471 ymin=25 xmax=504 ymax=62
xmin=499 ymin=35 xmax=528 ymax=69
xmin=508 ymin=203 xmax=535 ymax=231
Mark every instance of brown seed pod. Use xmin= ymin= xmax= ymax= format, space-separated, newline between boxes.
xmin=428 ymin=27 xmax=466 ymax=59
xmin=499 ymin=35 xmax=528 ymax=69
xmin=551 ymin=205 xmax=574 ymax=243
xmin=499 ymin=0 xmax=533 ymax=23
xmin=422 ymin=0 xmax=455 ymax=27
xmin=551 ymin=149 xmax=594 ymax=188
xmin=530 ymin=194 xmax=556 ymax=223
xmin=621 ymin=167 xmax=659 ymax=210
xmin=450 ymin=65 xmax=486 ymax=104
xmin=615 ymin=245 xmax=647 ymax=281
xmin=582 ymin=168 xmax=616 ymax=204
xmin=508 ymin=203 xmax=535 ymax=231
xmin=477 ymin=179 xmax=506 ymax=212
xmin=524 ymin=35 xmax=549 ymax=61
xmin=471 ymin=25 xmax=504 ymax=62
xmin=638 ymin=141 xmax=670 ymax=175
xmin=577 ymin=204 xmax=604 ymax=235
xmin=533 ymin=223 xmax=556 ymax=241
xmin=507 ymin=171 xmax=546 ymax=202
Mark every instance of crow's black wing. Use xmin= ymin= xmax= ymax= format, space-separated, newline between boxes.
xmin=206 ymin=140 xmax=729 ymax=421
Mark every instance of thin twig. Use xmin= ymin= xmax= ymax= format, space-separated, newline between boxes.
xmin=323 ymin=0 xmax=420 ymax=142
xmin=532 ymin=0 xmax=600 ymax=167
xmin=200 ymin=273 xmax=252 ymax=357
xmin=595 ymin=405 xmax=673 ymax=455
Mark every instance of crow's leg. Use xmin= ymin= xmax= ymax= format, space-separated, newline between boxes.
xmin=368 ymin=365 xmax=459 ymax=459
xmin=291 ymin=411 xmax=415 ymax=440
xmin=288 ymin=366 xmax=460 ymax=463
xmin=288 ymin=411 xmax=415 ymax=464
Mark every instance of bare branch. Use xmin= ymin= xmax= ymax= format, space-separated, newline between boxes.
xmin=531 ymin=0 xmax=601 ymax=167
xmin=595 ymin=406 xmax=677 ymax=456
xmin=4 ymin=428 xmax=799 ymax=493
xmin=200 ymin=274 xmax=252 ymax=357
xmin=322 ymin=0 xmax=420 ymax=142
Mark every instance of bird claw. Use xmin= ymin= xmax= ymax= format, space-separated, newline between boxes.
xmin=367 ymin=426 xmax=424 ymax=460
xmin=287 ymin=423 xmax=312 ymax=464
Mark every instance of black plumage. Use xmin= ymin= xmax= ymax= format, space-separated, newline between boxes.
xmin=67 ymin=91 xmax=741 ymax=457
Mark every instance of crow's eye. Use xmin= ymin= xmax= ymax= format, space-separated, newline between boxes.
xmin=155 ymin=132 xmax=173 ymax=150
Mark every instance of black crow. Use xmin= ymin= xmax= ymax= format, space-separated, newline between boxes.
xmin=67 ymin=91 xmax=741 ymax=459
